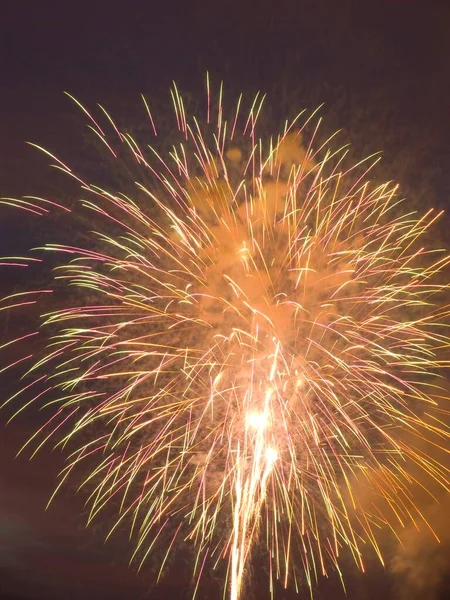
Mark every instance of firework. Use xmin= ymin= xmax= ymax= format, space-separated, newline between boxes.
xmin=1 ymin=78 xmax=450 ymax=599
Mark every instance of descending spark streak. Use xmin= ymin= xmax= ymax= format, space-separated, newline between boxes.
xmin=1 ymin=78 xmax=450 ymax=600
xmin=231 ymin=345 xmax=279 ymax=600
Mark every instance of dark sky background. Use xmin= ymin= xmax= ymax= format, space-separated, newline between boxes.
xmin=1 ymin=1 xmax=450 ymax=599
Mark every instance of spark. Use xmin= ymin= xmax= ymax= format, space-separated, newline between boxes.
xmin=1 ymin=79 xmax=450 ymax=599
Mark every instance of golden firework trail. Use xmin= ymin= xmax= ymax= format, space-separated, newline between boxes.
xmin=1 ymin=77 xmax=450 ymax=599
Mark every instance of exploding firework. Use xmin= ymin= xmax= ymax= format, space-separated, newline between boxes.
xmin=1 ymin=78 xmax=450 ymax=599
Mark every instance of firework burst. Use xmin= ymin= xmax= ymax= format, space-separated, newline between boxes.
xmin=1 ymin=78 xmax=450 ymax=599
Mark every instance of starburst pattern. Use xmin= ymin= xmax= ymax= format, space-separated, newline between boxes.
xmin=1 ymin=79 xmax=450 ymax=599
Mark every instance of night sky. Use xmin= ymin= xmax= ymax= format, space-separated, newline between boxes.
xmin=1 ymin=1 xmax=450 ymax=599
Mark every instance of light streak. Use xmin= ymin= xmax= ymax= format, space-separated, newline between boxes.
xmin=1 ymin=79 xmax=449 ymax=599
